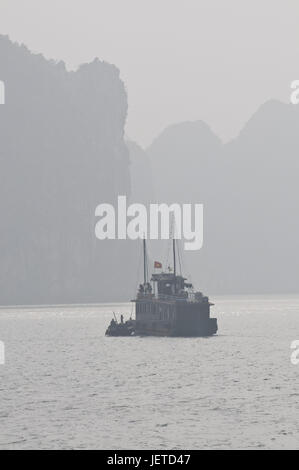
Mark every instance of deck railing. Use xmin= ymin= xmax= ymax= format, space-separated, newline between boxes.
xmin=137 ymin=292 xmax=201 ymax=303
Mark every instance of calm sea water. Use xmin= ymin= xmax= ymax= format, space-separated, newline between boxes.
xmin=0 ymin=295 xmax=299 ymax=450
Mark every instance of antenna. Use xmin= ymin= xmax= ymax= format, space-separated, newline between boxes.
xmin=173 ymin=238 xmax=176 ymax=293
xmin=143 ymin=238 xmax=147 ymax=285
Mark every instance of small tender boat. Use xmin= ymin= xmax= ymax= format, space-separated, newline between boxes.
xmin=105 ymin=314 xmax=136 ymax=336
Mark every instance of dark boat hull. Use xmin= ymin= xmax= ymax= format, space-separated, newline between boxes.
xmin=105 ymin=321 xmax=135 ymax=336
xmin=135 ymin=299 xmax=218 ymax=337
xmin=135 ymin=319 xmax=217 ymax=337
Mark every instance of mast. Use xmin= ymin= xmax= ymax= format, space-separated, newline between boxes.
xmin=173 ymin=238 xmax=176 ymax=293
xmin=143 ymin=238 xmax=147 ymax=285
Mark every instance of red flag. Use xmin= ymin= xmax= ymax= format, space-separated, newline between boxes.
xmin=154 ymin=261 xmax=162 ymax=269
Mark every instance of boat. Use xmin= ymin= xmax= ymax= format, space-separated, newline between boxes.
xmin=105 ymin=313 xmax=135 ymax=336
xmin=106 ymin=238 xmax=218 ymax=337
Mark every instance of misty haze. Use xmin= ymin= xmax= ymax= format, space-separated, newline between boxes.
xmin=0 ymin=33 xmax=298 ymax=304
xmin=0 ymin=0 xmax=299 ymax=453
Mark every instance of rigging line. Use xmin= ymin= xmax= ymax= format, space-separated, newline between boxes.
xmin=177 ymin=238 xmax=182 ymax=276
xmin=133 ymin=241 xmax=142 ymax=297
xmin=179 ymin=235 xmax=193 ymax=286
xmin=145 ymin=239 xmax=150 ymax=284
xmin=166 ymin=213 xmax=175 ymax=271
xmin=165 ymin=226 xmax=172 ymax=271
xmin=165 ymin=238 xmax=170 ymax=271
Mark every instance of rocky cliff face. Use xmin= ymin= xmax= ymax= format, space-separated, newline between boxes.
xmin=1 ymin=34 xmax=298 ymax=303
xmin=126 ymin=140 xmax=155 ymax=204
xmin=147 ymin=104 xmax=299 ymax=294
xmin=219 ymin=101 xmax=299 ymax=293
xmin=0 ymin=35 xmax=134 ymax=304
xmin=146 ymin=120 xmax=223 ymax=292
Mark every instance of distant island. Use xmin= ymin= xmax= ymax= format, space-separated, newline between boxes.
xmin=0 ymin=35 xmax=299 ymax=305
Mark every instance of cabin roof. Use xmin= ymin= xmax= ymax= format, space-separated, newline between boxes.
xmin=151 ymin=273 xmax=186 ymax=282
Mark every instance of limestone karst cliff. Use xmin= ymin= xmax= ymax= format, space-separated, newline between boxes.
xmin=0 ymin=35 xmax=135 ymax=304
xmin=146 ymin=103 xmax=299 ymax=294
xmin=1 ymin=34 xmax=298 ymax=303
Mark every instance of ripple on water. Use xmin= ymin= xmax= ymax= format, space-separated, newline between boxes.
xmin=0 ymin=296 xmax=299 ymax=449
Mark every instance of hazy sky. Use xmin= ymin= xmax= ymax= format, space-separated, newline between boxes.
xmin=0 ymin=0 xmax=298 ymax=146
